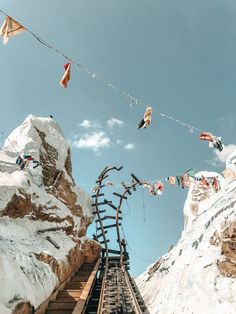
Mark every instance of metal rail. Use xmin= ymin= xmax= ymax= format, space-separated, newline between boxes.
xmin=92 ymin=166 xmax=149 ymax=314
xmin=40 ymin=166 xmax=148 ymax=314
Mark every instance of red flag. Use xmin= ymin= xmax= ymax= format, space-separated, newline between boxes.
xmin=199 ymin=132 xmax=214 ymax=142
xmin=155 ymin=181 xmax=164 ymax=194
xmin=201 ymin=176 xmax=209 ymax=187
xmin=212 ymin=177 xmax=220 ymax=192
xmin=60 ymin=63 xmax=71 ymax=88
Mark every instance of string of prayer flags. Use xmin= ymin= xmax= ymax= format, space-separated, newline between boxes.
xmin=166 ymin=169 xmax=196 ymax=189
xmin=0 ymin=10 xmax=228 ymax=154
xmin=143 ymin=181 xmax=164 ymax=196
xmin=0 ymin=16 xmax=25 ymax=45
xmin=60 ymin=63 xmax=71 ymax=88
xmin=90 ymin=168 xmax=222 ymax=200
xmin=194 ymin=174 xmax=221 ymax=191
xmin=199 ymin=132 xmax=223 ymax=152
xmin=138 ymin=107 xmax=153 ymax=129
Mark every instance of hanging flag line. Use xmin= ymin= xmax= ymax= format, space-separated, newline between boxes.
xmin=92 ymin=167 xmax=223 ymax=196
xmin=10 ymin=149 xmax=223 ymax=195
xmin=0 ymin=10 xmax=212 ymax=138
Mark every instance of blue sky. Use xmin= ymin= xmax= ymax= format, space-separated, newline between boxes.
xmin=0 ymin=1 xmax=236 ymax=276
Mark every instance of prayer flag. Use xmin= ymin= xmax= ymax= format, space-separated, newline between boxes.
xmin=168 ymin=176 xmax=176 ymax=186
xmin=60 ymin=63 xmax=71 ymax=88
xmin=201 ymin=176 xmax=209 ymax=187
xmin=199 ymin=132 xmax=223 ymax=152
xmin=212 ymin=177 xmax=220 ymax=192
xmin=0 ymin=16 xmax=25 ymax=45
xmin=155 ymin=182 xmax=164 ymax=194
xmin=183 ymin=174 xmax=191 ymax=187
xmin=138 ymin=107 xmax=153 ymax=129
xmin=106 ymin=181 xmax=114 ymax=186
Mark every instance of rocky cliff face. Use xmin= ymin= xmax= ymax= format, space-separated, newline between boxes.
xmin=136 ymin=150 xmax=236 ymax=314
xmin=0 ymin=115 xmax=100 ymax=313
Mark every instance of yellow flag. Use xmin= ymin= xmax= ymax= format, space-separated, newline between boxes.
xmin=0 ymin=16 xmax=25 ymax=45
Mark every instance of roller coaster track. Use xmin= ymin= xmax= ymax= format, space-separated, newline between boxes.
xmin=41 ymin=166 xmax=149 ymax=314
xmin=88 ymin=166 xmax=149 ymax=314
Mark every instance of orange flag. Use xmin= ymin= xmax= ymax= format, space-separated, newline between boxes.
xmin=60 ymin=63 xmax=71 ymax=88
xmin=199 ymin=132 xmax=214 ymax=142
xmin=0 ymin=16 xmax=25 ymax=45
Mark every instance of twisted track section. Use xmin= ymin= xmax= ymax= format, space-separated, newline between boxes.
xmin=91 ymin=166 xmax=149 ymax=314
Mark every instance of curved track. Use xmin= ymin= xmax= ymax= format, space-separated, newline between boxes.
xmin=91 ymin=166 xmax=149 ymax=314
xmin=41 ymin=166 xmax=149 ymax=314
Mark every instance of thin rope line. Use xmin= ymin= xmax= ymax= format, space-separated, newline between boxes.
xmin=121 ymin=225 xmax=154 ymax=263
xmin=0 ymin=148 xmax=221 ymax=189
xmin=142 ymin=187 xmax=146 ymax=224
xmin=123 ymin=199 xmax=131 ymax=216
xmin=0 ymin=9 xmax=205 ymax=134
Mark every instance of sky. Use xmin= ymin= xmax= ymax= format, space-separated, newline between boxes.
xmin=0 ymin=1 xmax=236 ymax=277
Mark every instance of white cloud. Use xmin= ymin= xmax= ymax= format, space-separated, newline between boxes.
xmin=107 ymin=118 xmax=124 ymax=129
xmin=91 ymin=73 xmax=98 ymax=79
xmin=124 ymin=143 xmax=135 ymax=150
xmin=79 ymin=119 xmax=100 ymax=129
xmin=208 ymin=144 xmax=236 ymax=167
xmin=72 ymin=131 xmax=111 ymax=152
xmin=214 ymin=144 xmax=236 ymax=163
xmin=116 ymin=139 xmax=123 ymax=145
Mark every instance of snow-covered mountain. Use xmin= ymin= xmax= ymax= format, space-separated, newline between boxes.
xmin=137 ymin=150 xmax=236 ymax=314
xmin=0 ymin=115 xmax=99 ymax=313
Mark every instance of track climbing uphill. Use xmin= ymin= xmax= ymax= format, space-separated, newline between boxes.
xmin=88 ymin=166 xmax=149 ymax=314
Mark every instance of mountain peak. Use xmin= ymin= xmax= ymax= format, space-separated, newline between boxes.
xmin=0 ymin=116 xmax=99 ymax=312
xmin=137 ymin=150 xmax=236 ymax=314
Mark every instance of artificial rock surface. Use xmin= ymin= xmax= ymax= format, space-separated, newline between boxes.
xmin=137 ymin=150 xmax=236 ymax=314
xmin=0 ymin=115 xmax=100 ymax=313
